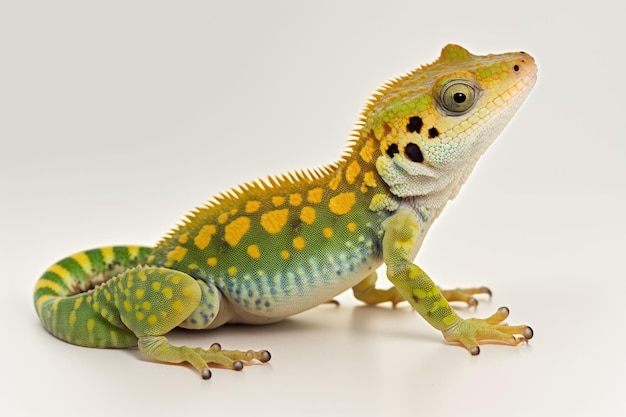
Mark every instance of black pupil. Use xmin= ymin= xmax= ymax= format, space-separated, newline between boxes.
xmin=453 ymin=92 xmax=466 ymax=103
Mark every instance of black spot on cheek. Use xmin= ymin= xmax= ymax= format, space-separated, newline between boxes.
xmin=405 ymin=143 xmax=424 ymax=163
xmin=406 ymin=116 xmax=423 ymax=134
xmin=428 ymin=127 xmax=439 ymax=138
xmin=514 ymin=64 xmax=520 ymax=72
xmin=386 ymin=143 xmax=399 ymax=158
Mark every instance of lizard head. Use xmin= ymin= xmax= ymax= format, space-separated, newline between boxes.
xmin=360 ymin=44 xmax=537 ymax=209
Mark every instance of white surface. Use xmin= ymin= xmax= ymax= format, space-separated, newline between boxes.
xmin=1 ymin=1 xmax=624 ymax=416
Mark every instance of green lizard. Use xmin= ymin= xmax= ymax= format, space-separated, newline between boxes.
xmin=34 ymin=44 xmax=537 ymax=379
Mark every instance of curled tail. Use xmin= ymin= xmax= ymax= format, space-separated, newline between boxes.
xmin=34 ymin=246 xmax=153 ymax=348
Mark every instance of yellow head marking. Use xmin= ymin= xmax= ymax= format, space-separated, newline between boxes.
xmin=346 ymin=161 xmax=361 ymax=185
xmin=328 ymin=192 xmax=356 ymax=215
xmin=299 ymin=206 xmax=316 ymax=225
xmin=289 ymin=193 xmax=302 ymax=206
xmin=323 ymin=227 xmax=334 ymax=238
xmin=247 ymin=244 xmax=261 ymax=260
xmin=292 ymin=236 xmax=306 ymax=250
xmin=161 ymin=287 xmax=173 ymax=299
xmin=260 ymin=209 xmax=289 ymax=234
xmin=207 ymin=257 xmax=218 ymax=267
xmin=363 ymin=171 xmax=377 ymax=187
xmin=224 ymin=216 xmax=251 ymax=247
xmin=228 ymin=266 xmax=238 ymax=276
xmin=147 ymin=315 xmax=158 ymax=325
xmin=194 ymin=225 xmax=216 ymax=250
xmin=151 ymin=282 xmax=161 ymax=292
xmin=141 ymin=301 xmax=152 ymax=310
xmin=135 ymin=289 xmax=145 ymax=299
xmin=123 ymin=300 xmax=132 ymax=312
xmin=280 ymin=250 xmax=290 ymax=260
xmin=347 ymin=222 xmax=357 ymax=232
xmin=246 ymin=200 xmax=261 ymax=213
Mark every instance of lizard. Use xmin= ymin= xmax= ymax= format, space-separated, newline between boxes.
xmin=33 ymin=44 xmax=537 ymax=380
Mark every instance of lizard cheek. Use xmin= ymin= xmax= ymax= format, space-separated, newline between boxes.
xmin=405 ymin=143 xmax=424 ymax=163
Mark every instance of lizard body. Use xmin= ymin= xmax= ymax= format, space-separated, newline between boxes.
xmin=34 ymin=45 xmax=537 ymax=379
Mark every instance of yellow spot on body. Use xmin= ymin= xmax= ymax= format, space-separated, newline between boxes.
xmin=280 ymin=250 xmax=290 ymax=260
xmin=363 ymin=171 xmax=377 ymax=187
xmin=172 ymin=300 xmax=183 ymax=312
xmin=260 ymin=209 xmax=289 ymax=234
xmin=307 ymin=187 xmax=323 ymax=204
xmin=166 ymin=246 xmax=187 ymax=266
xmin=135 ymin=289 xmax=145 ymax=299
xmin=194 ymin=225 xmax=216 ymax=250
xmin=137 ymin=271 xmax=147 ymax=281
xmin=136 ymin=312 xmax=144 ymax=320
xmin=188 ymin=263 xmax=198 ymax=270
xmin=182 ymin=285 xmax=196 ymax=297
xmin=328 ymin=171 xmax=342 ymax=190
xmin=162 ymin=287 xmax=173 ymax=299
xmin=323 ymin=227 xmax=334 ymax=238
xmin=299 ymin=206 xmax=316 ymax=225
xmin=178 ymin=232 xmax=189 ymax=244
xmin=207 ymin=257 xmax=218 ymax=267
xmin=69 ymin=311 xmax=77 ymax=327
xmin=328 ymin=192 xmax=356 ymax=215
xmin=224 ymin=216 xmax=251 ymax=247
xmin=228 ymin=266 xmax=238 ymax=276
xmin=347 ymin=222 xmax=357 ymax=232
xmin=293 ymin=236 xmax=306 ymax=250
xmin=289 ymin=193 xmax=302 ymax=206
xmin=92 ymin=302 xmax=100 ymax=312
xmin=230 ymin=208 xmax=238 ymax=216
xmin=141 ymin=301 xmax=152 ymax=310
xmin=272 ymin=196 xmax=285 ymax=207
xmin=346 ymin=161 xmax=361 ymax=184
xmin=71 ymin=252 xmax=92 ymax=273
xmin=247 ymin=244 xmax=261 ymax=260
xmin=74 ymin=298 xmax=83 ymax=310
xmin=246 ymin=200 xmax=261 ymax=213
xmin=147 ymin=315 xmax=158 ymax=325
xmin=170 ymin=274 xmax=182 ymax=284
xmin=105 ymin=291 xmax=112 ymax=301
xmin=151 ymin=282 xmax=161 ymax=292
xmin=218 ymin=212 xmax=229 ymax=224
xmin=359 ymin=138 xmax=375 ymax=162
xmin=87 ymin=319 xmax=95 ymax=332
xmin=123 ymin=300 xmax=132 ymax=312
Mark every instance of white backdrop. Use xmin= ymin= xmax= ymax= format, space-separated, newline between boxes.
xmin=1 ymin=1 xmax=624 ymax=416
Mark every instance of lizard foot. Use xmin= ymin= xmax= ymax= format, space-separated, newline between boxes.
xmin=440 ymin=286 xmax=492 ymax=308
xmin=138 ymin=336 xmax=271 ymax=379
xmin=442 ymin=307 xmax=533 ymax=355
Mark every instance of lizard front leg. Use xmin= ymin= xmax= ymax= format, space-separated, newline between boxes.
xmin=382 ymin=207 xmax=533 ymax=354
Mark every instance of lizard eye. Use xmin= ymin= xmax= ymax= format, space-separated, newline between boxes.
xmin=439 ymin=80 xmax=477 ymax=115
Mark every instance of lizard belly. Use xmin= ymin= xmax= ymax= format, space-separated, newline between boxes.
xmin=214 ymin=243 xmax=382 ymax=324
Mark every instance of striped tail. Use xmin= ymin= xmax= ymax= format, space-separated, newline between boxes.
xmin=34 ymin=246 xmax=153 ymax=348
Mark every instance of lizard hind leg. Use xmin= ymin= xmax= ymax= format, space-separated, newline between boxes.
xmin=117 ymin=270 xmax=270 ymax=379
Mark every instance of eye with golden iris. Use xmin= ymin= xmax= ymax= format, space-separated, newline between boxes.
xmin=439 ymin=80 xmax=477 ymax=114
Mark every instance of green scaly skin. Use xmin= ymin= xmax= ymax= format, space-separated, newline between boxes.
xmin=34 ymin=45 xmax=537 ymax=379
